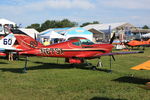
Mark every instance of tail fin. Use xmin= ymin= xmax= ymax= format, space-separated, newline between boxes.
xmin=0 ymin=33 xmax=16 ymax=49
xmin=14 ymin=34 xmax=44 ymax=50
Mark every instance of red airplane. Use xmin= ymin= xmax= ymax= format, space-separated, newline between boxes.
xmin=13 ymin=33 xmax=143 ymax=72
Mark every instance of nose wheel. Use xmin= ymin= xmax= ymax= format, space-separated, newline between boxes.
xmin=85 ymin=56 xmax=115 ymax=72
xmin=97 ymin=57 xmax=103 ymax=68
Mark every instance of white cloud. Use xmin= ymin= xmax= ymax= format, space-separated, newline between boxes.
xmin=0 ymin=0 xmax=96 ymax=18
xmin=24 ymin=0 xmax=95 ymax=11
xmin=0 ymin=0 xmax=95 ymax=17
xmin=102 ymin=0 xmax=150 ymax=9
xmin=0 ymin=0 xmax=150 ymax=27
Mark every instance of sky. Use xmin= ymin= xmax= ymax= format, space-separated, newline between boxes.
xmin=0 ymin=0 xmax=150 ymax=27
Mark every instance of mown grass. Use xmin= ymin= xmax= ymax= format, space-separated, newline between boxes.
xmin=0 ymin=48 xmax=150 ymax=100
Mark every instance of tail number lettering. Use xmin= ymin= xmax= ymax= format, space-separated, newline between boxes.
xmin=40 ymin=48 xmax=63 ymax=55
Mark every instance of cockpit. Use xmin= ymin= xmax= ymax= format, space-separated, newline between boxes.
xmin=69 ymin=37 xmax=94 ymax=47
xmin=80 ymin=38 xmax=94 ymax=45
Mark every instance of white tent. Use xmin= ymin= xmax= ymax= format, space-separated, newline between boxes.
xmin=83 ymin=22 xmax=134 ymax=31
xmin=38 ymin=30 xmax=65 ymax=43
xmin=0 ymin=18 xmax=16 ymax=34
xmin=0 ymin=18 xmax=16 ymax=26
xmin=39 ymin=30 xmax=64 ymax=39
xmin=19 ymin=28 xmax=39 ymax=39
xmin=142 ymin=33 xmax=150 ymax=38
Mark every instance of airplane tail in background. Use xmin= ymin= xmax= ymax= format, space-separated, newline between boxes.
xmin=0 ymin=33 xmax=16 ymax=49
xmin=14 ymin=34 xmax=44 ymax=50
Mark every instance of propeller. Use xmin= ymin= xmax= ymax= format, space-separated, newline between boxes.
xmin=109 ymin=32 xmax=116 ymax=44
xmin=111 ymin=55 xmax=115 ymax=61
xmin=34 ymin=33 xmax=37 ymax=40
xmin=109 ymin=32 xmax=116 ymax=72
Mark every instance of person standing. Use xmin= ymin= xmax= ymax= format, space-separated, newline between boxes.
xmin=8 ymin=52 xmax=14 ymax=61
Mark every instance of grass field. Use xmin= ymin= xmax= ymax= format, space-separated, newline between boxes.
xmin=0 ymin=48 xmax=150 ymax=100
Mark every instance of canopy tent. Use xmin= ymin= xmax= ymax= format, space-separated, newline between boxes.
xmin=40 ymin=27 xmax=93 ymax=42
xmin=142 ymin=33 xmax=150 ymax=38
xmin=83 ymin=22 xmax=134 ymax=33
xmin=39 ymin=30 xmax=64 ymax=39
xmin=83 ymin=22 xmax=135 ymax=42
xmin=38 ymin=30 xmax=65 ymax=43
xmin=53 ymin=28 xmax=70 ymax=35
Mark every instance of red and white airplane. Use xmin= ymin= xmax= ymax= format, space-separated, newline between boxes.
xmin=127 ymin=39 xmax=150 ymax=47
xmin=126 ymin=39 xmax=150 ymax=50
xmin=13 ymin=33 xmax=143 ymax=72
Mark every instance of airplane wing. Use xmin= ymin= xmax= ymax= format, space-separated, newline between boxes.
xmin=94 ymin=51 xmax=144 ymax=57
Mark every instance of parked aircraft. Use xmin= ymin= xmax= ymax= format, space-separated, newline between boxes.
xmin=13 ymin=33 xmax=143 ymax=72
xmin=126 ymin=39 xmax=150 ymax=50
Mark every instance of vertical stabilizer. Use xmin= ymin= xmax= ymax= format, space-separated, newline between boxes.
xmin=14 ymin=34 xmax=44 ymax=50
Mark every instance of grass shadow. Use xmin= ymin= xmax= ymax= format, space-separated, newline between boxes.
xmin=0 ymin=62 xmax=87 ymax=73
xmin=0 ymin=68 xmax=23 ymax=73
xmin=0 ymin=62 xmax=8 ymax=64
xmin=29 ymin=62 xmax=73 ymax=70
xmin=112 ymin=76 xmax=150 ymax=85
xmin=0 ymin=60 xmax=120 ymax=74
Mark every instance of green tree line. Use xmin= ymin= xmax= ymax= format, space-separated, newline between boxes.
xmin=26 ymin=19 xmax=99 ymax=32
xmin=142 ymin=25 xmax=149 ymax=29
xmin=26 ymin=19 xmax=78 ymax=32
xmin=26 ymin=18 xmax=149 ymax=32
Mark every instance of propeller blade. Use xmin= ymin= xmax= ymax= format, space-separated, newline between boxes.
xmin=110 ymin=32 xmax=116 ymax=44
xmin=111 ymin=55 xmax=115 ymax=61
xmin=34 ymin=33 xmax=37 ymax=40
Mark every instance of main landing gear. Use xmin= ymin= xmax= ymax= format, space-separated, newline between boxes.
xmin=23 ymin=56 xmax=28 ymax=73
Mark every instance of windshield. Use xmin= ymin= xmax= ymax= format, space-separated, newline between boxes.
xmin=80 ymin=39 xmax=94 ymax=45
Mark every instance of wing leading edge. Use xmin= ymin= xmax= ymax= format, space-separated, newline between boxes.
xmin=94 ymin=51 xmax=144 ymax=57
